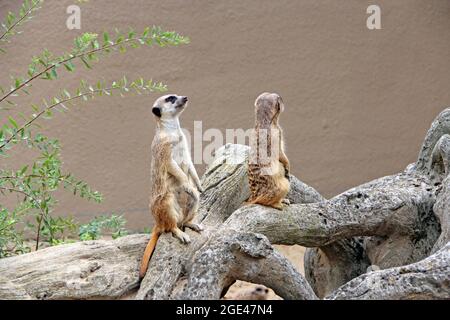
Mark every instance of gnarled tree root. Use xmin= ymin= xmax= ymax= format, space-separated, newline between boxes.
xmin=1 ymin=107 xmax=450 ymax=300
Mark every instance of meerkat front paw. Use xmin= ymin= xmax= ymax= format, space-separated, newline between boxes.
xmin=182 ymin=184 xmax=197 ymax=198
xmin=172 ymin=228 xmax=191 ymax=244
xmin=283 ymin=165 xmax=291 ymax=180
xmin=184 ymin=222 xmax=204 ymax=233
xmin=282 ymin=198 xmax=291 ymax=205
xmin=194 ymin=179 xmax=204 ymax=193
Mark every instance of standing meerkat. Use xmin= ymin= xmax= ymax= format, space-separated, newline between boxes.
xmin=139 ymin=94 xmax=204 ymax=278
xmin=247 ymin=92 xmax=290 ymax=210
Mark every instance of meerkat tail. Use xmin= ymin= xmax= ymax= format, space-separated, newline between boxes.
xmin=139 ymin=230 xmax=160 ymax=279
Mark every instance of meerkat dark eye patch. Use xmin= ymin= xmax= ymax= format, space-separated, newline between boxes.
xmin=152 ymin=107 xmax=161 ymax=117
xmin=165 ymin=96 xmax=177 ymax=104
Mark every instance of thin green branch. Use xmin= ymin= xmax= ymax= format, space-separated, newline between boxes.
xmin=0 ymin=79 xmax=163 ymax=151
xmin=0 ymin=28 xmax=186 ymax=104
xmin=0 ymin=0 xmax=42 ymax=43
xmin=0 ymin=220 xmax=16 ymax=234
xmin=0 ymin=186 xmax=34 ymax=199
xmin=1 ymin=43 xmax=113 ymax=104
xmin=0 ymin=174 xmax=88 ymax=192
xmin=0 ymin=187 xmax=49 ymax=251
xmin=0 ymin=89 xmax=105 ymax=149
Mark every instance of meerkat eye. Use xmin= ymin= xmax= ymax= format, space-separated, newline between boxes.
xmin=165 ymin=96 xmax=177 ymax=104
xmin=152 ymin=107 xmax=161 ymax=117
xmin=255 ymin=287 xmax=262 ymax=292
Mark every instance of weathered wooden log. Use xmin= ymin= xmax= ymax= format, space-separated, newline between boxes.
xmin=432 ymin=147 xmax=450 ymax=253
xmin=140 ymin=104 xmax=449 ymax=299
xmin=304 ymin=239 xmax=370 ymax=298
xmin=136 ymin=143 xmax=323 ymax=300
xmin=1 ymin=108 xmax=449 ymax=300
xmin=304 ymin=109 xmax=450 ymax=297
xmin=0 ymin=234 xmax=148 ymax=299
xmin=180 ymin=231 xmax=317 ymax=300
xmin=326 ymin=243 xmax=450 ymax=300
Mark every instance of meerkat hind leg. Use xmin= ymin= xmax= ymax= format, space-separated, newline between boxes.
xmin=184 ymin=221 xmax=204 ymax=232
xmin=172 ymin=227 xmax=191 ymax=244
xmin=181 ymin=187 xmax=202 ymax=232
xmin=271 ymin=202 xmax=285 ymax=210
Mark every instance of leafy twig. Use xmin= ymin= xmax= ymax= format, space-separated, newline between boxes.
xmin=0 ymin=27 xmax=187 ymax=104
xmin=0 ymin=0 xmax=43 ymax=44
xmin=0 ymin=78 xmax=166 ymax=151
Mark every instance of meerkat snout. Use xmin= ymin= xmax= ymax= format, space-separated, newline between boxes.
xmin=151 ymin=94 xmax=189 ymax=118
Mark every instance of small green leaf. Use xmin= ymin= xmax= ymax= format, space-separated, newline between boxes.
xmin=143 ymin=27 xmax=150 ymax=38
xmin=28 ymin=64 xmax=36 ymax=76
xmin=19 ymin=165 xmax=28 ymax=175
xmin=103 ymin=31 xmax=110 ymax=44
xmin=44 ymin=109 xmax=53 ymax=119
xmin=63 ymin=61 xmax=75 ymax=72
xmin=80 ymin=56 xmax=91 ymax=69
xmin=50 ymin=68 xmax=57 ymax=79
xmin=8 ymin=116 xmax=18 ymax=129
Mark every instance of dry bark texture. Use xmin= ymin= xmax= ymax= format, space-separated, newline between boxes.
xmin=1 ymin=109 xmax=450 ymax=300
xmin=0 ymin=235 xmax=148 ymax=299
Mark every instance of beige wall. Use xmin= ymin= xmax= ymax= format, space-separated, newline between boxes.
xmin=1 ymin=0 xmax=450 ymax=230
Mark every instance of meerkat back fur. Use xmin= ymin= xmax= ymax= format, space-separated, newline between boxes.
xmin=247 ymin=92 xmax=291 ymax=210
xmin=140 ymin=94 xmax=203 ymax=278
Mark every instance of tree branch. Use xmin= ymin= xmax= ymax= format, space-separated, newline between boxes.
xmin=181 ymin=231 xmax=317 ymax=300
xmin=0 ymin=0 xmax=42 ymax=43
xmin=0 ymin=79 xmax=164 ymax=151
xmin=416 ymin=108 xmax=450 ymax=178
xmin=0 ymin=28 xmax=185 ymax=104
xmin=326 ymin=243 xmax=450 ymax=300
xmin=0 ymin=234 xmax=148 ymax=300
xmin=224 ymin=168 xmax=437 ymax=247
xmin=1 ymin=102 xmax=450 ymax=301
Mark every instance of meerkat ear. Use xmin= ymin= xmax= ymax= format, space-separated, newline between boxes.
xmin=277 ymin=95 xmax=284 ymax=112
xmin=152 ymin=107 xmax=161 ymax=117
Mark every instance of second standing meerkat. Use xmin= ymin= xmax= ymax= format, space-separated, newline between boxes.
xmin=247 ymin=92 xmax=290 ymax=210
xmin=139 ymin=94 xmax=203 ymax=278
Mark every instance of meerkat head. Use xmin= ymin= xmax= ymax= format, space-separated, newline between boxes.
xmin=255 ymin=92 xmax=284 ymax=126
xmin=251 ymin=286 xmax=270 ymax=300
xmin=151 ymin=94 xmax=189 ymax=119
